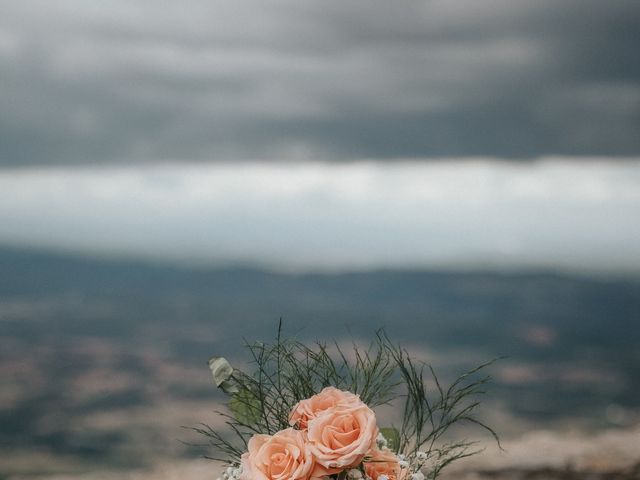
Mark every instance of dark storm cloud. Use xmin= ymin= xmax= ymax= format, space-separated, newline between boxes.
xmin=1 ymin=0 xmax=639 ymax=166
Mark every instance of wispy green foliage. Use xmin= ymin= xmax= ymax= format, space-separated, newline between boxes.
xmin=379 ymin=331 xmax=501 ymax=478
xmin=194 ymin=322 xmax=498 ymax=478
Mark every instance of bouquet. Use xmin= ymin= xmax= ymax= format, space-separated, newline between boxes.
xmin=196 ymin=327 xmax=498 ymax=480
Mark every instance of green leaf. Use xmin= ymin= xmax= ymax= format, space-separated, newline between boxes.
xmin=229 ymin=388 xmax=261 ymax=425
xmin=379 ymin=427 xmax=400 ymax=452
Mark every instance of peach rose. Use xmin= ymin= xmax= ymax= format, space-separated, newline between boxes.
xmin=364 ymin=449 xmax=407 ymax=480
xmin=306 ymin=402 xmax=378 ymax=476
xmin=289 ymin=387 xmax=360 ymax=430
xmin=240 ymin=428 xmax=314 ymax=480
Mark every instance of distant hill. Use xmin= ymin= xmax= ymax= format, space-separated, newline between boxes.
xmin=2 ymin=245 xmax=638 ymax=357
xmin=1 ymin=246 xmax=639 ymax=469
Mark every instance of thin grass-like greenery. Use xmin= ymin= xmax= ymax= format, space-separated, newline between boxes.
xmin=193 ymin=323 xmax=498 ymax=479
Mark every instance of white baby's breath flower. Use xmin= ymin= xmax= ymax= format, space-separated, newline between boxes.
xmin=398 ymin=460 xmax=409 ymax=469
xmin=376 ymin=433 xmax=388 ymax=449
xmin=410 ymin=472 xmax=425 ymax=480
xmin=415 ymin=451 xmax=428 ymax=462
xmin=347 ymin=469 xmax=363 ymax=479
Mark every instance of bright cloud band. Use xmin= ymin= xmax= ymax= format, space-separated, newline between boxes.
xmin=1 ymin=158 xmax=639 ymax=273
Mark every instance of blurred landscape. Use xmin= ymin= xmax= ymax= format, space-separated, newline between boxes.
xmin=2 ymin=247 xmax=639 ymax=478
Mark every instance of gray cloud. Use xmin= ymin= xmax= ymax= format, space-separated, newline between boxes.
xmin=1 ymin=0 xmax=639 ymax=166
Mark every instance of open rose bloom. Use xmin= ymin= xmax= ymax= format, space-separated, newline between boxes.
xmin=306 ymin=398 xmax=377 ymax=474
xmin=288 ymin=387 xmax=361 ymax=430
xmin=232 ymin=387 xmax=414 ymax=480
xmin=364 ymin=448 xmax=408 ymax=480
xmin=240 ymin=429 xmax=314 ymax=480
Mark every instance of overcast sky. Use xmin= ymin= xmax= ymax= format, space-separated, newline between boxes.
xmin=1 ymin=0 xmax=639 ymax=166
xmin=1 ymin=1 xmax=639 ymax=272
